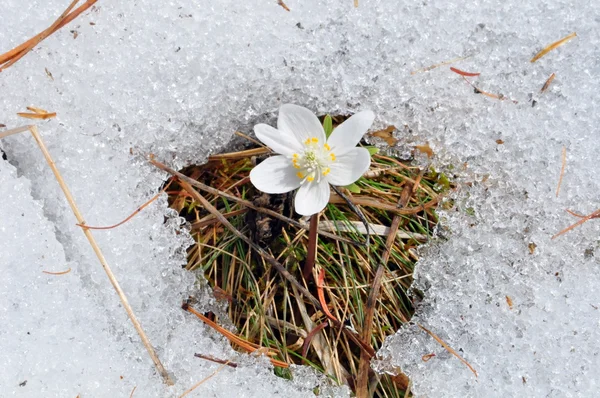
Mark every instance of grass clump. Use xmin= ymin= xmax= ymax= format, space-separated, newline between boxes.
xmin=167 ymin=116 xmax=450 ymax=397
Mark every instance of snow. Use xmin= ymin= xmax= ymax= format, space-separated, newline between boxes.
xmin=1 ymin=0 xmax=599 ymax=396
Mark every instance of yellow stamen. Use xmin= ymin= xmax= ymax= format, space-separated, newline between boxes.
xmin=297 ymin=172 xmax=304 ymax=179
xmin=323 ymin=168 xmax=331 ymax=176
xmin=293 ymin=163 xmax=300 ymax=169
xmin=292 ymin=153 xmax=299 ymax=158
xmin=311 ymin=137 xmax=319 ymax=143
xmin=330 ymin=153 xmax=336 ymax=161
xmin=307 ymin=176 xmax=314 ymax=182
xmin=324 ymin=143 xmax=331 ymax=151
xmin=304 ymin=138 xmax=311 ymax=145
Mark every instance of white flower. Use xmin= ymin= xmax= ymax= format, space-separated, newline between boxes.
xmin=250 ymin=104 xmax=374 ymax=216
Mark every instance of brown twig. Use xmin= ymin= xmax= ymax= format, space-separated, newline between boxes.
xmin=150 ymin=158 xmax=360 ymax=245
xmin=194 ymin=353 xmax=238 ymax=368
xmin=418 ymin=323 xmax=478 ymax=377
xmin=3 ymin=125 xmax=173 ymax=386
xmin=355 ymin=170 xmax=423 ymax=397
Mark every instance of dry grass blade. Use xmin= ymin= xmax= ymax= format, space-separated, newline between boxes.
xmin=0 ymin=125 xmax=33 ymax=139
xmin=3 ymin=125 xmax=173 ymax=386
xmin=531 ymin=32 xmax=577 ymax=63
xmin=418 ymin=323 xmax=478 ymax=377
xmin=179 ymin=362 xmax=230 ymax=398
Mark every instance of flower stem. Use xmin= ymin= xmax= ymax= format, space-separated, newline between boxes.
xmin=303 ymin=213 xmax=319 ymax=281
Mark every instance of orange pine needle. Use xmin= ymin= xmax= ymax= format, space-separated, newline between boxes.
xmin=541 ymin=73 xmax=556 ymax=93
xmin=17 ymin=112 xmax=57 ymax=120
xmin=77 ymin=180 xmax=173 ymax=230
xmin=183 ymin=304 xmax=288 ymax=368
xmin=461 ymin=76 xmax=518 ymax=104
xmin=552 ymin=208 xmax=600 ymax=239
xmin=531 ymin=32 xmax=577 ymax=63
xmin=450 ymin=67 xmax=480 ymax=77
xmin=418 ymin=323 xmax=478 ymax=377
xmin=317 ymin=269 xmax=339 ymax=323
xmin=42 ymin=267 xmax=72 ymax=275
xmin=129 ymin=386 xmax=137 ymax=398
xmin=0 ymin=0 xmax=98 ymax=71
xmin=26 ymin=106 xmax=50 ymax=114
xmin=556 ymin=146 xmax=567 ymax=197
xmin=277 ymin=0 xmax=291 ymax=11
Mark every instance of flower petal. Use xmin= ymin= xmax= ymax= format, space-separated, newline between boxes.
xmin=278 ymin=104 xmax=325 ymax=145
xmin=327 ymin=110 xmax=374 ymax=156
xmin=250 ymin=155 xmax=301 ymax=194
xmin=294 ymin=180 xmax=331 ymax=216
xmin=254 ymin=124 xmax=302 ymax=156
xmin=325 ymin=147 xmax=371 ymax=186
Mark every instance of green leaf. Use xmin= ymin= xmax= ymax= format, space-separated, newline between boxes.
xmin=365 ymin=146 xmax=379 ymax=156
xmin=323 ymin=114 xmax=333 ymax=138
xmin=344 ymin=183 xmax=361 ymax=193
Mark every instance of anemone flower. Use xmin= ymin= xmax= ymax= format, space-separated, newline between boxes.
xmin=250 ymin=104 xmax=374 ymax=216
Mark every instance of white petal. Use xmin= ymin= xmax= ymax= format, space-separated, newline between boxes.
xmin=327 ymin=110 xmax=374 ymax=156
xmin=325 ymin=147 xmax=371 ymax=186
xmin=250 ymin=155 xmax=301 ymax=194
xmin=277 ymin=104 xmax=325 ymax=145
xmin=294 ymin=180 xmax=331 ymax=216
xmin=254 ymin=124 xmax=302 ymax=156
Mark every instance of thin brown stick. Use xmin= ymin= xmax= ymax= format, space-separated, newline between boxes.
xmin=150 ymin=158 xmax=358 ymax=245
xmin=329 ymin=192 xmax=441 ymax=214
xmin=556 ymin=146 xmax=567 ymax=197
xmin=355 ymin=171 xmax=423 ymax=397
xmin=129 ymin=386 xmax=137 ymax=398
xmin=194 ymin=353 xmax=238 ymax=368
xmin=26 ymin=126 xmax=173 ymax=385
xmin=418 ymin=324 xmax=478 ymax=377
xmin=303 ymin=213 xmax=319 ymax=280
